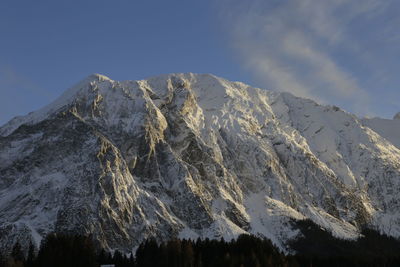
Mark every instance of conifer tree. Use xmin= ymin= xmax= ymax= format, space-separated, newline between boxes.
xmin=0 ymin=251 xmax=5 ymax=267
xmin=11 ymin=242 xmax=25 ymax=263
xmin=25 ymin=242 xmax=35 ymax=267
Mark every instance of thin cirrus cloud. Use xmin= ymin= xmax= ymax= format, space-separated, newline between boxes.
xmin=0 ymin=66 xmax=52 ymax=124
xmin=218 ymin=0 xmax=394 ymax=115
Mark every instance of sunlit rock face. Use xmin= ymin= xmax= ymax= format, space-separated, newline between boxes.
xmin=1 ymin=73 xmax=400 ymax=253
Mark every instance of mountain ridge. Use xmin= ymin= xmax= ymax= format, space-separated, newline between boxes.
xmin=1 ymin=73 xmax=400 ymax=254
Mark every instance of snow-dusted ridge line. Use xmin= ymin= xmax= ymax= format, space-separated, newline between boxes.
xmin=361 ymin=117 xmax=400 ymax=149
xmin=1 ymin=73 xmax=400 ymax=254
xmin=0 ymin=74 xmax=111 ymax=137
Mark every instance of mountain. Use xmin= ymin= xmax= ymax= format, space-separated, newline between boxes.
xmin=362 ymin=117 xmax=400 ymax=149
xmin=1 ymin=73 xmax=400 ymax=253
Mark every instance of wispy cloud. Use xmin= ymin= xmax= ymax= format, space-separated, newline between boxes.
xmin=0 ymin=66 xmax=50 ymax=125
xmin=218 ymin=0 xmax=395 ymax=115
xmin=0 ymin=67 xmax=43 ymax=95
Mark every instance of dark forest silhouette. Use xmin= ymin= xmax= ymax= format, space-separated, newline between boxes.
xmin=2 ymin=219 xmax=400 ymax=267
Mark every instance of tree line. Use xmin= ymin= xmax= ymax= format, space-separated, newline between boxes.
xmin=2 ymin=219 xmax=400 ymax=267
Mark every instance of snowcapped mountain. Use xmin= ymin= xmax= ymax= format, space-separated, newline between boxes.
xmin=1 ymin=73 xmax=400 ymax=253
xmin=362 ymin=117 xmax=400 ymax=149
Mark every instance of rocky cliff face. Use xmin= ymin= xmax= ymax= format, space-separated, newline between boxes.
xmin=1 ymin=73 xmax=400 ymax=253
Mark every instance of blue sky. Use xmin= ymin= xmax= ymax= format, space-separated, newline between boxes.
xmin=1 ymin=0 xmax=399 ymax=125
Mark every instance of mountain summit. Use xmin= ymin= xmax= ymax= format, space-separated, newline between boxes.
xmin=1 ymin=73 xmax=400 ymax=253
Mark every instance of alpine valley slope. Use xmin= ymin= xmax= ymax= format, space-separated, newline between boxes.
xmin=1 ymin=73 xmax=400 ymax=253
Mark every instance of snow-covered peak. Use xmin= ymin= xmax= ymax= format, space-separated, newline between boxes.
xmin=0 ymin=74 xmax=113 ymax=136
xmin=2 ymin=72 xmax=400 ymax=253
xmin=51 ymin=73 xmax=112 ymax=105
xmin=144 ymin=73 xmax=241 ymax=99
xmin=0 ymin=73 xmax=255 ymax=137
